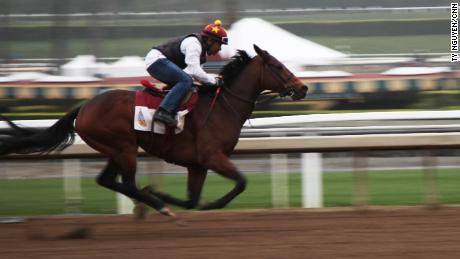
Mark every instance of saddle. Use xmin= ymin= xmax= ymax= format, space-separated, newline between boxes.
xmin=134 ymin=80 xmax=199 ymax=134
xmin=140 ymin=79 xmax=195 ymax=106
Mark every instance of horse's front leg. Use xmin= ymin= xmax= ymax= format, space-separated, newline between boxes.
xmin=143 ymin=165 xmax=207 ymax=209
xmin=199 ymin=152 xmax=247 ymax=210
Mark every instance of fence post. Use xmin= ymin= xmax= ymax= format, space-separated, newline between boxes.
xmin=117 ymin=158 xmax=165 ymax=215
xmin=63 ymin=159 xmax=82 ymax=213
xmin=270 ymin=153 xmax=289 ymax=208
xmin=353 ymin=151 xmax=368 ymax=208
xmin=422 ymin=149 xmax=439 ymax=207
xmin=301 ymin=153 xmax=323 ymax=208
xmin=117 ymin=189 xmax=134 ymax=214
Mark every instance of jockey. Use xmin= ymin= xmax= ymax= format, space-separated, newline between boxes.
xmin=145 ymin=19 xmax=228 ymax=127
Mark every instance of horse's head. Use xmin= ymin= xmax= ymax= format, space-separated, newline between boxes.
xmin=254 ymin=44 xmax=308 ymax=100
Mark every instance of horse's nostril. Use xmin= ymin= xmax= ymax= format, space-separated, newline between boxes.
xmin=303 ymin=85 xmax=309 ymax=92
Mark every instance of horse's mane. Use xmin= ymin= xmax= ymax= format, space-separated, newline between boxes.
xmin=219 ymin=50 xmax=252 ymax=87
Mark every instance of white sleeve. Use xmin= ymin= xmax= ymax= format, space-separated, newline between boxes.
xmin=180 ymin=37 xmax=217 ymax=85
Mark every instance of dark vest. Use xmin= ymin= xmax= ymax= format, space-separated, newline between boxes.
xmin=153 ymin=34 xmax=207 ymax=69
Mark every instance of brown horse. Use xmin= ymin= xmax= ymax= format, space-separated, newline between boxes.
xmin=0 ymin=45 xmax=308 ymax=217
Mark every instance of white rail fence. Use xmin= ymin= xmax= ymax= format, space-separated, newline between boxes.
xmin=1 ymin=111 xmax=460 ymax=214
xmin=2 ymin=132 xmax=460 ymax=214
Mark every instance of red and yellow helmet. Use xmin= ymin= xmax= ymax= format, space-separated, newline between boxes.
xmin=201 ymin=19 xmax=228 ymax=45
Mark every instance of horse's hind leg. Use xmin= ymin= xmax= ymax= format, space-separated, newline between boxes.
xmin=96 ymin=154 xmax=174 ymax=217
xmin=143 ymin=165 xmax=207 ymax=209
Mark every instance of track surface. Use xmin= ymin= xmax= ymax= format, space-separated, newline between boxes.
xmin=1 ymin=207 xmax=460 ymax=259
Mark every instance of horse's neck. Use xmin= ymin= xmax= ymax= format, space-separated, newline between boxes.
xmin=220 ymin=62 xmax=263 ymax=127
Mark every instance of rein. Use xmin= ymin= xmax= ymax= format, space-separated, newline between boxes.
xmin=202 ymin=86 xmax=222 ymax=125
xmin=222 ymin=86 xmax=254 ymax=104
xmin=201 ymin=85 xmax=258 ymax=127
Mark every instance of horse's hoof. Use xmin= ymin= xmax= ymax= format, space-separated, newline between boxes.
xmin=159 ymin=207 xmax=176 ymax=218
xmin=133 ymin=203 xmax=148 ymax=220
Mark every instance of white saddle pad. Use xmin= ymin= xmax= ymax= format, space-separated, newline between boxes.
xmin=134 ymin=106 xmax=189 ymax=134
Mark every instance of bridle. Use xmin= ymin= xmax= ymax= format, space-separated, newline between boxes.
xmin=263 ymin=62 xmax=297 ymax=98
xmin=202 ymin=58 xmax=298 ymax=126
xmin=221 ymin=57 xmax=298 ymax=105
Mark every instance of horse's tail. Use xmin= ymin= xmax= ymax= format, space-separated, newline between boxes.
xmin=0 ymin=106 xmax=81 ymax=156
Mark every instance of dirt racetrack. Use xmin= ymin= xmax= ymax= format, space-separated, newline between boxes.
xmin=2 ymin=207 xmax=460 ymax=259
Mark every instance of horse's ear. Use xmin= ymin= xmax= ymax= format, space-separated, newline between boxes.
xmin=253 ymin=44 xmax=269 ymax=63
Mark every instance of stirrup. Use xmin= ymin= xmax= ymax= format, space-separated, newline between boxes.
xmin=153 ymin=109 xmax=177 ymax=127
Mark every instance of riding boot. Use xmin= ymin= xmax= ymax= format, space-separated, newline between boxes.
xmin=153 ymin=107 xmax=177 ymax=127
